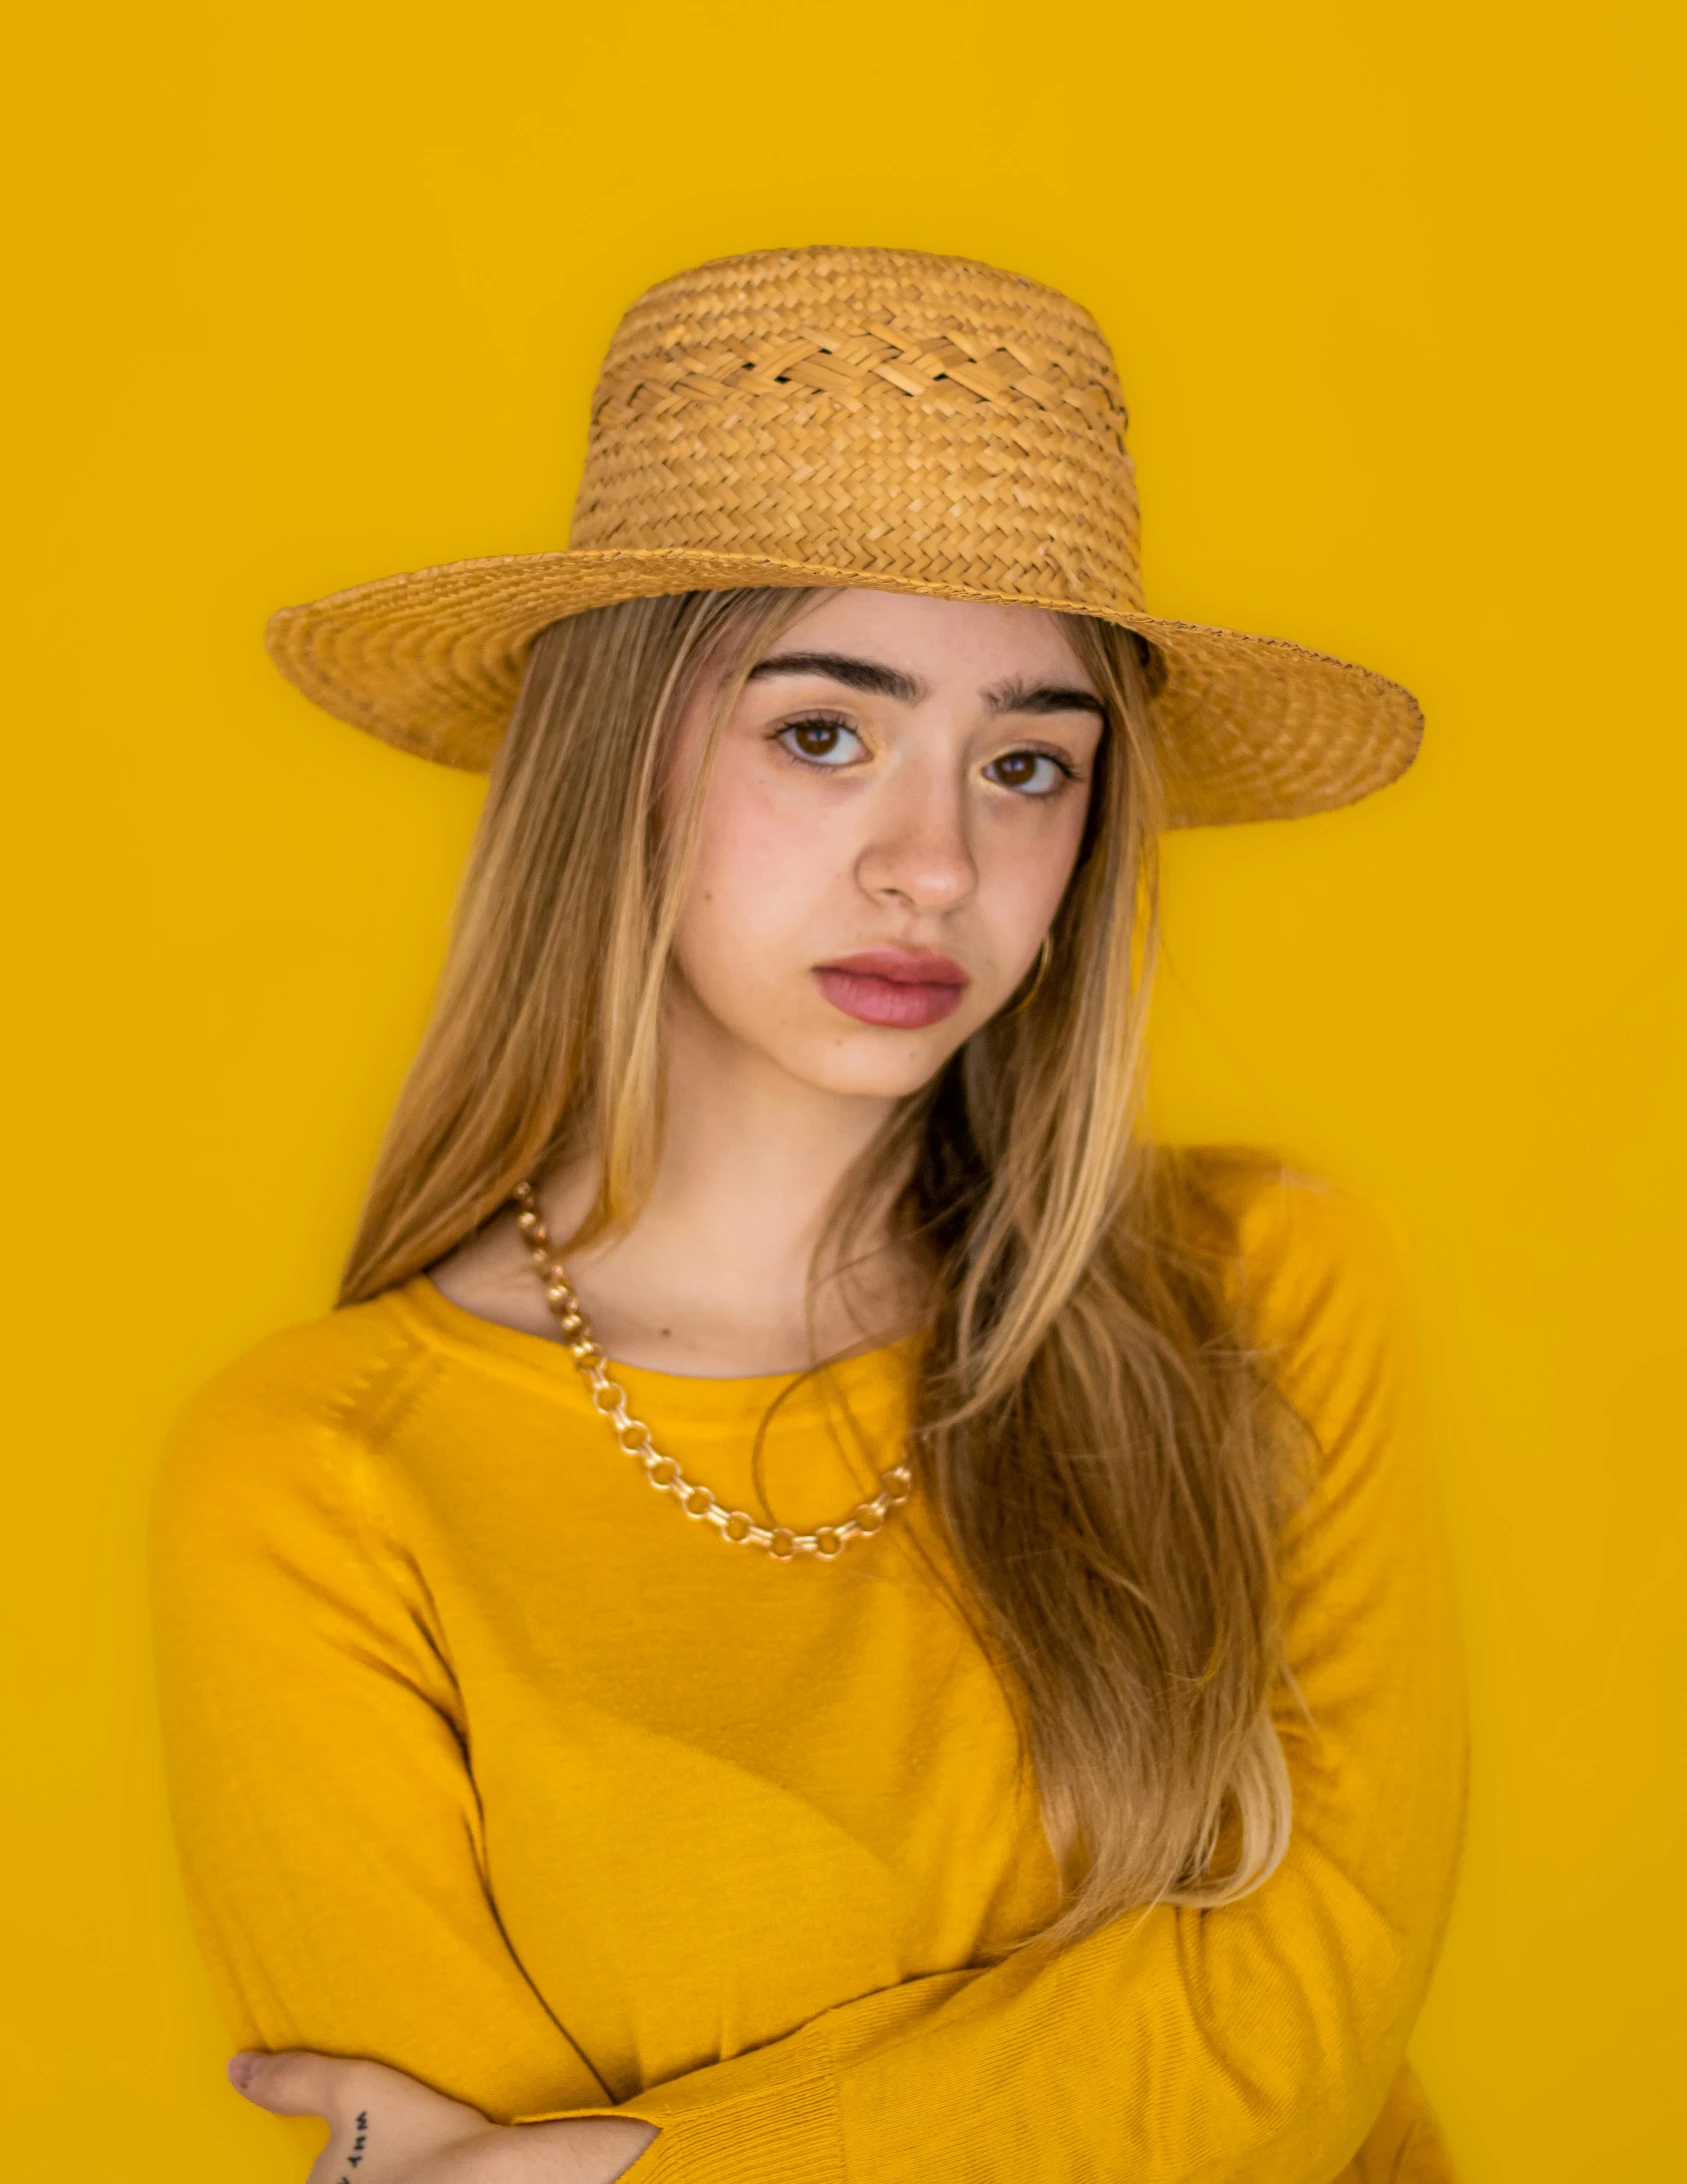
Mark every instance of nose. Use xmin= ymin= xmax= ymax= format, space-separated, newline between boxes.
xmin=855 ymin=761 xmax=978 ymax=914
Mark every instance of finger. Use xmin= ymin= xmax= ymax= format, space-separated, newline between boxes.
xmin=228 ymin=2050 xmax=361 ymax=2118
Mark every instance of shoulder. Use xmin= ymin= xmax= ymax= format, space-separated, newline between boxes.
xmin=165 ymin=1288 xmax=432 ymax=1456
xmin=154 ymin=1289 xmax=435 ymax=1550
xmin=1179 ymin=1145 xmax=1395 ymax=1307
xmin=1168 ymin=1146 xmax=1410 ymax=1440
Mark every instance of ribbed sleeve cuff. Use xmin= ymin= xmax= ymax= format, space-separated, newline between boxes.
xmin=628 ymin=2071 xmax=841 ymax=2182
xmin=517 ymin=2066 xmax=843 ymax=2184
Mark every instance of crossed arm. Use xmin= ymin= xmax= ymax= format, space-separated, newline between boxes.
xmin=156 ymin=1187 xmax=1465 ymax=2184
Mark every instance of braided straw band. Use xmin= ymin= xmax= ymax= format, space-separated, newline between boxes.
xmin=512 ymin=1184 xmax=913 ymax=1561
xmin=265 ymin=246 xmax=1424 ymax=828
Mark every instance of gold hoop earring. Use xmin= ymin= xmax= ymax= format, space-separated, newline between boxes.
xmin=1003 ymin=933 xmax=1053 ymax=1020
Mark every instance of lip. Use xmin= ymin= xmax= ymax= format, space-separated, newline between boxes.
xmin=813 ymin=948 xmax=971 ymax=1030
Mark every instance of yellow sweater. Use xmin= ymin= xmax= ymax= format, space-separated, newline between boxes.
xmin=153 ymin=1166 xmax=1465 ymax=2182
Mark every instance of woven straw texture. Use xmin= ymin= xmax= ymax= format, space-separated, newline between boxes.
xmin=266 ymin=246 xmax=1422 ymax=826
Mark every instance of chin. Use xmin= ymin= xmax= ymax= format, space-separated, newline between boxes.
xmin=780 ymin=1027 xmax=968 ymax=1101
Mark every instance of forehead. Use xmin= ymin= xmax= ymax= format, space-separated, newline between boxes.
xmin=769 ymin=588 xmax=1092 ymax=692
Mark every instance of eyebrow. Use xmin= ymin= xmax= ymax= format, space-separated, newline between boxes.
xmin=745 ymin=650 xmax=1105 ymax=719
xmin=746 ymin=651 xmax=923 ymax=703
xmin=984 ymin=676 xmax=1106 ymax=720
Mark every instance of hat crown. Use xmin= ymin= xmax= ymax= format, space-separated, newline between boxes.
xmin=568 ymin=246 xmax=1145 ymax=614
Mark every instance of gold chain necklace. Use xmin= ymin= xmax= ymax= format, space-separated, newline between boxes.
xmin=512 ymin=1181 xmax=913 ymax=1561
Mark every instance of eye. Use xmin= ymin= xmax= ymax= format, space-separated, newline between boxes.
xmin=775 ymin=715 xmax=867 ymax=768
xmin=984 ymin=748 xmax=1073 ymax=797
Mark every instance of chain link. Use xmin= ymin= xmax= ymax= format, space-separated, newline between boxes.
xmin=512 ymin=1182 xmax=912 ymax=1561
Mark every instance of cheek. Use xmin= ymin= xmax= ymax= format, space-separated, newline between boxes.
xmin=673 ymin=764 xmax=849 ymax=988
xmin=976 ymin=795 xmax=1091 ymax=944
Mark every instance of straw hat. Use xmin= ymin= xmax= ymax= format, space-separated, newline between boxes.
xmin=266 ymin=246 xmax=1421 ymax=826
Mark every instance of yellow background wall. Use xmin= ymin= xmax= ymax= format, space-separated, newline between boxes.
xmin=4 ymin=2 xmax=1682 ymax=2176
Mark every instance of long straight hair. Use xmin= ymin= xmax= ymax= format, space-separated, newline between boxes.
xmin=342 ymin=588 xmax=1295 ymax=1945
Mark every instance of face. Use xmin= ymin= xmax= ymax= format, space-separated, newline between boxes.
xmin=665 ymin=589 xmax=1105 ymax=1102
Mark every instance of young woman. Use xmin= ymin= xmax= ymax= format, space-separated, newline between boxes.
xmin=154 ymin=246 xmax=1464 ymax=2184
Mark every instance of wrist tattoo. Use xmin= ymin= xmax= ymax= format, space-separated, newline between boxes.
xmin=338 ymin=2110 xmax=371 ymax=2181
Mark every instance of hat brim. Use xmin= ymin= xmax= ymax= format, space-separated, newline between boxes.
xmin=264 ymin=547 xmax=1421 ymax=828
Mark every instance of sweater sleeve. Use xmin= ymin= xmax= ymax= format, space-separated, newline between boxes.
xmin=151 ymin=1318 xmax=610 ymax=2122
xmin=537 ymin=1176 xmax=1468 ymax=2184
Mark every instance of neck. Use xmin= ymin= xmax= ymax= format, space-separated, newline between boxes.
xmin=545 ymin=985 xmax=917 ymax=1375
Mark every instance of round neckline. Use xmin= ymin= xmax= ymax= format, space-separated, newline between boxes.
xmin=399 ymin=1271 xmax=922 ymax=1408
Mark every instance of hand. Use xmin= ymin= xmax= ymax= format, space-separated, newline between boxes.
xmin=230 ymin=2051 xmax=658 ymax=2184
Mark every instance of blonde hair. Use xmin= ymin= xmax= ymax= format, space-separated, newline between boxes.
xmin=342 ymin=589 xmax=1296 ymax=1945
